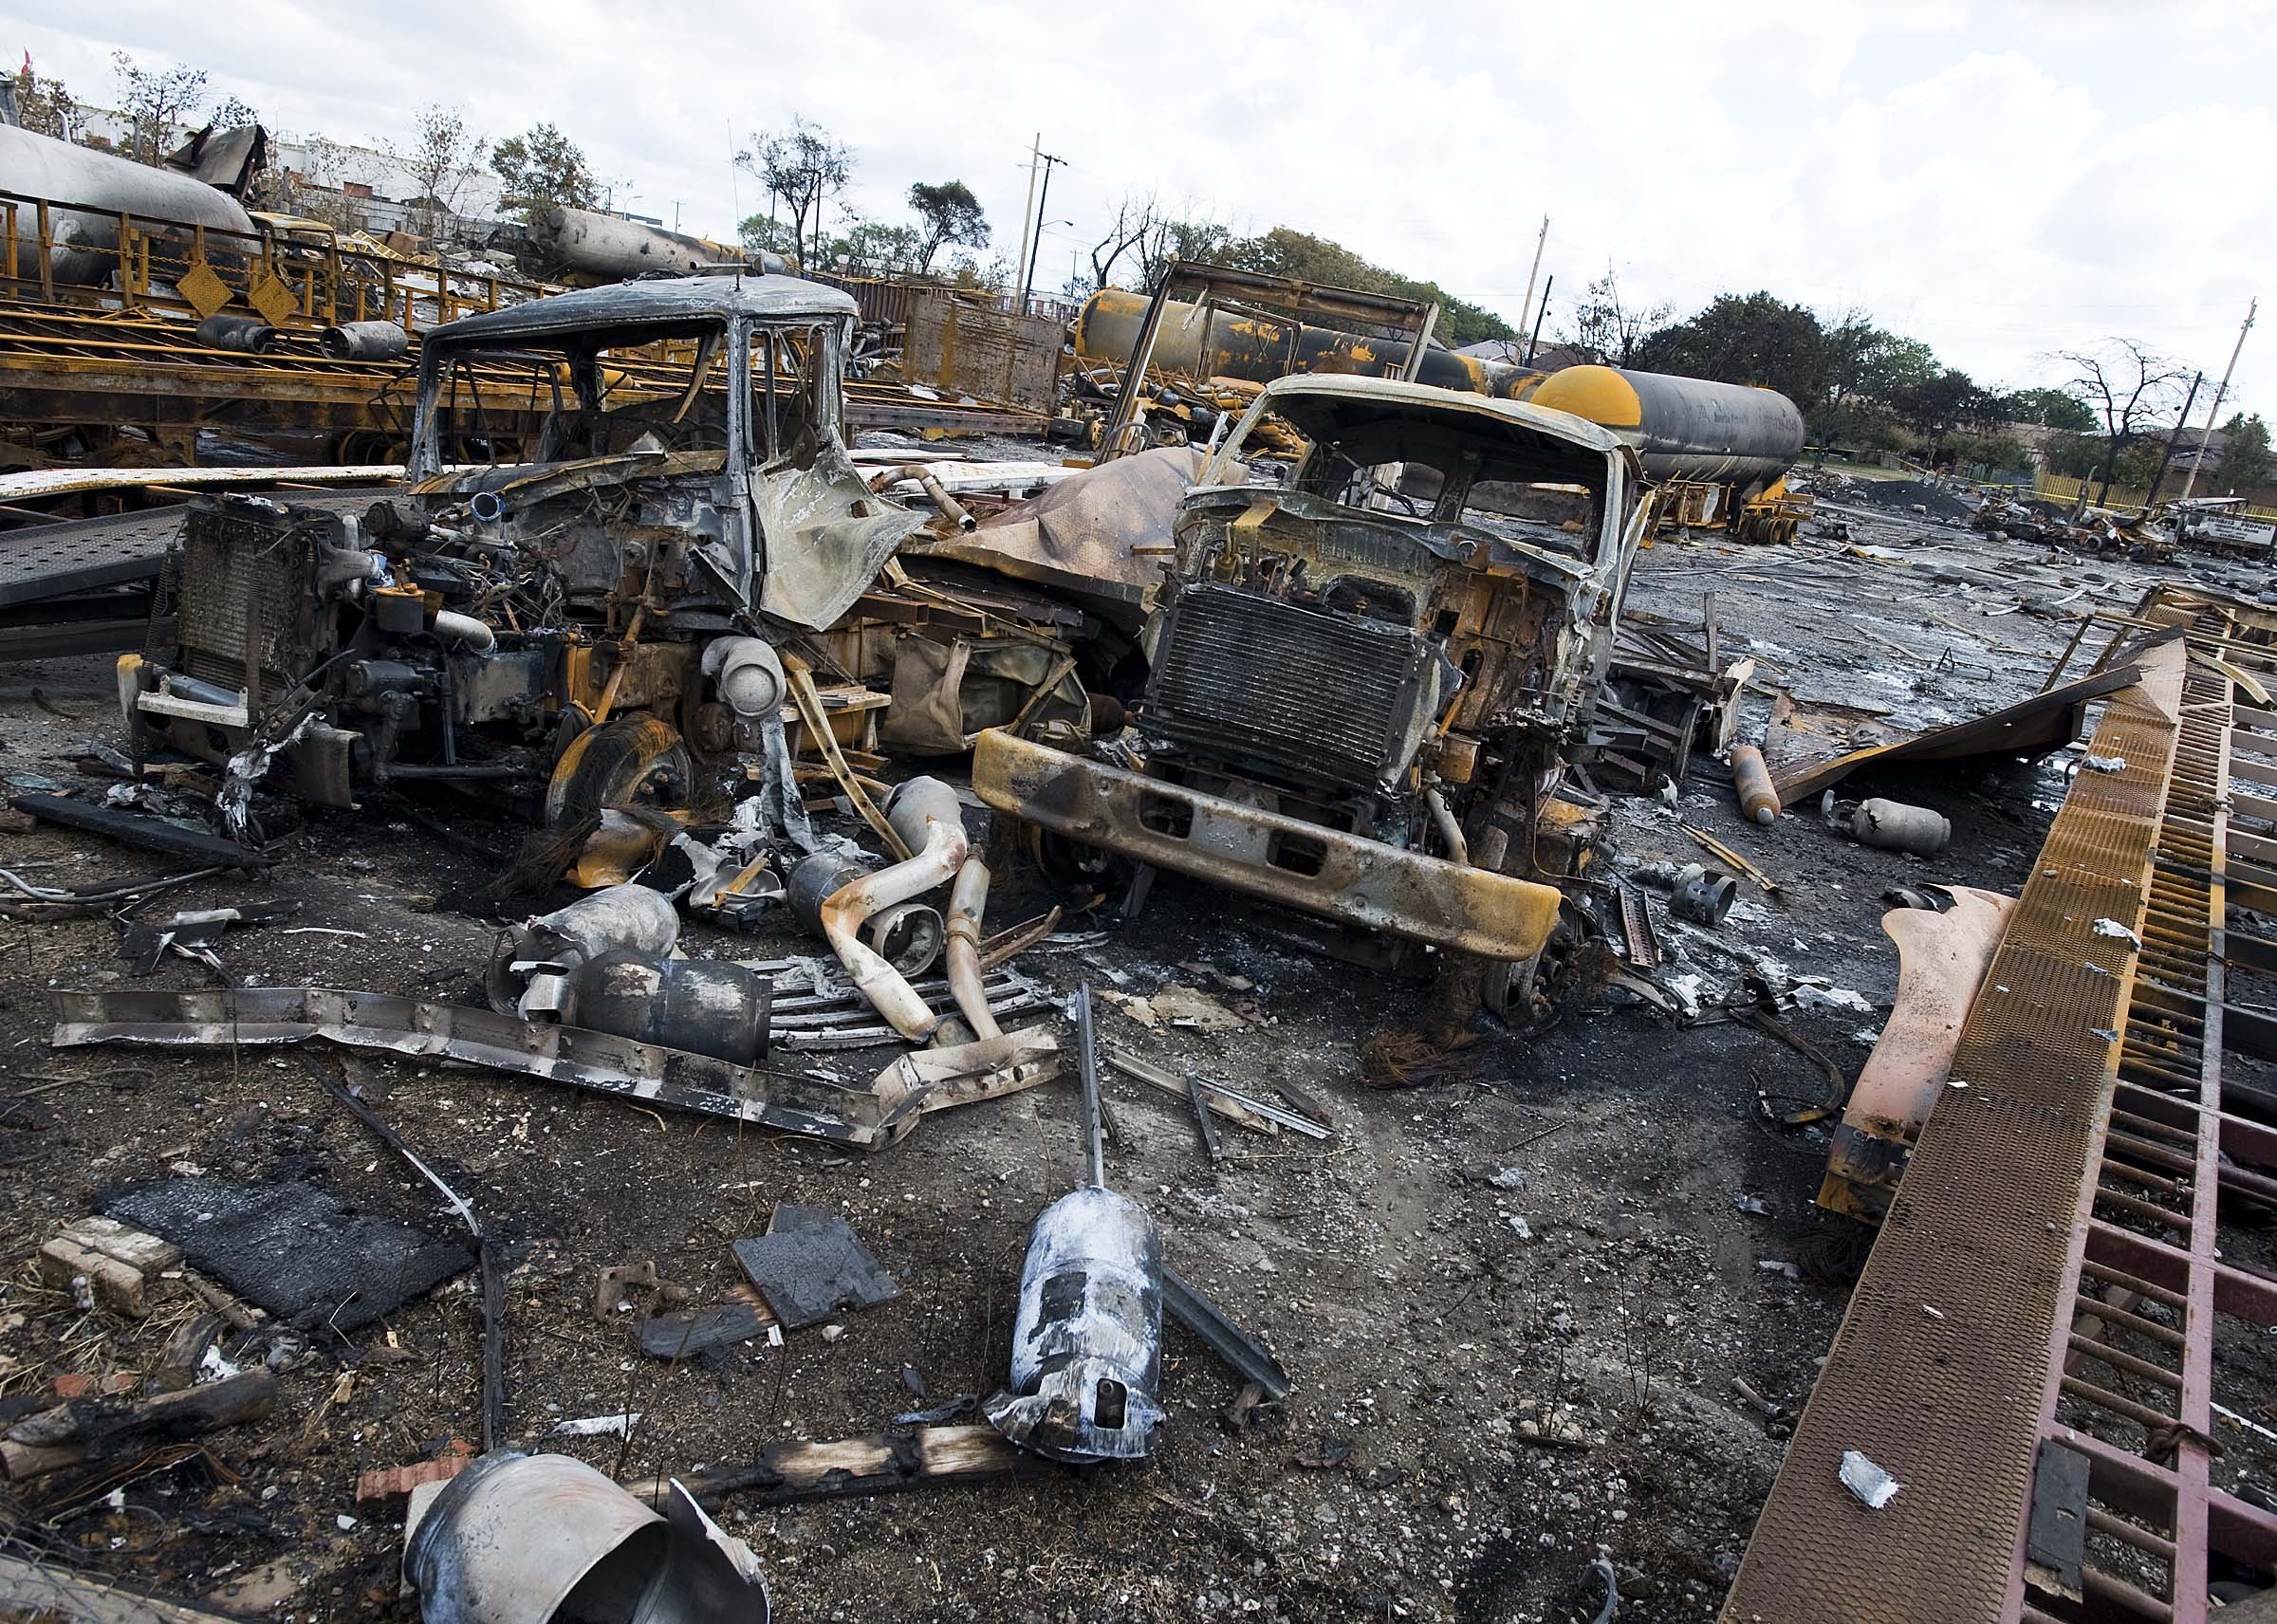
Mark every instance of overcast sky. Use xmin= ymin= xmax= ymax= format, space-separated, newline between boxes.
xmin=18 ymin=2 xmax=2269 ymax=423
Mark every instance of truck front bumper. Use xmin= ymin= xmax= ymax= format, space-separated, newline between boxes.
xmin=972 ymin=729 xmax=1562 ymax=962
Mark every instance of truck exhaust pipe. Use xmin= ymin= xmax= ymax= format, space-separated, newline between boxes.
xmin=819 ymin=778 xmax=968 ymax=1039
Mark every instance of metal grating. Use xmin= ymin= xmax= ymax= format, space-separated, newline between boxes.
xmin=1722 ymin=629 xmax=2188 ymax=1624
xmin=1728 ymin=588 xmax=2277 ymax=1623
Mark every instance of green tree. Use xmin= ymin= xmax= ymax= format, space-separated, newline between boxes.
xmin=1630 ymin=291 xmax=1833 ymax=409
xmin=843 ymin=220 xmax=923 ymax=273
xmin=1557 ymin=267 xmax=1671 ymax=366
xmin=736 ymin=118 xmax=851 ymax=268
xmin=738 ymin=214 xmax=801 ymax=258
xmin=2005 ymin=386 xmax=2097 ymax=433
xmin=2217 ymin=413 xmax=2272 ymax=490
xmin=10 ymin=62 xmax=79 ymax=142
xmin=906 ymin=180 xmax=988 ymax=273
xmin=1893 ymin=367 xmax=2006 ymax=442
xmin=490 ymin=123 xmax=600 ymax=225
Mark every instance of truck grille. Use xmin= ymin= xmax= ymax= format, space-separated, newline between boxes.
xmin=1146 ymin=583 xmax=1431 ymax=792
xmin=177 ymin=499 xmax=310 ymax=692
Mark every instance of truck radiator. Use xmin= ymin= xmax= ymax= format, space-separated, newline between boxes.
xmin=176 ymin=499 xmax=314 ymax=693
xmin=1145 ymin=582 xmax=1433 ymax=793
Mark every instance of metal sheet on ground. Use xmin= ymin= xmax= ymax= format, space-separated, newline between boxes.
xmin=102 ymin=1175 xmax=472 ymax=1335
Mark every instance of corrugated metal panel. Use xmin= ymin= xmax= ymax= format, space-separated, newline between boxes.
xmin=903 ymin=291 xmax=1063 ymax=415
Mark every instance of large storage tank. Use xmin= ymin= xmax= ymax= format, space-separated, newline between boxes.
xmin=1073 ymin=286 xmax=1539 ymax=400
xmin=0 ymin=121 xmax=256 ymax=286
xmin=1527 ymin=364 xmax=1805 ymax=485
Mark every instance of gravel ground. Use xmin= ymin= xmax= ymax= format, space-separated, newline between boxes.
xmin=1 ymin=481 xmax=2268 ymax=1621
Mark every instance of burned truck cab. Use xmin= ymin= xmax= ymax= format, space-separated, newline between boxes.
xmin=120 ymin=275 xmax=917 ymax=824
xmin=975 ymin=375 xmax=1648 ymax=992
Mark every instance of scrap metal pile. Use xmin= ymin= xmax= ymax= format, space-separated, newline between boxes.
xmin=16 ymin=106 xmax=2254 ymax=1623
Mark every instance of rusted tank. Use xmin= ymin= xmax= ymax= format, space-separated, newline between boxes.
xmin=1527 ymin=364 xmax=1805 ymax=485
xmin=1073 ymin=286 xmax=1538 ymax=399
xmin=0 ymin=121 xmax=255 ymax=286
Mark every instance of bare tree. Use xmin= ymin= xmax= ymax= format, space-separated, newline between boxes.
xmin=1558 ymin=267 xmax=1671 ymax=367
xmin=390 ymin=104 xmax=488 ymax=244
xmin=1137 ymin=208 xmax=1235 ymax=288
xmin=2058 ymin=338 xmax=2192 ymax=504
xmin=735 ymin=118 xmax=852 ymax=269
xmin=1087 ymin=194 xmax=1158 ymax=291
xmin=109 ymin=51 xmax=210 ymax=164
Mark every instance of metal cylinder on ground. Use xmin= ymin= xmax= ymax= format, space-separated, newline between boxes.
xmin=195 ymin=314 xmax=278 ymax=355
xmin=1731 ymin=745 xmax=1780 ymax=825
xmin=1845 ymin=798 xmax=1951 ymax=857
xmin=320 ymin=320 xmax=409 ymax=360
xmin=1671 ymin=863 xmax=1738 ymax=926
xmin=984 ymin=1182 xmax=1165 ymax=1462
xmin=561 ymin=949 xmax=772 ymax=1063
xmin=403 ymin=1449 xmax=772 ymax=1624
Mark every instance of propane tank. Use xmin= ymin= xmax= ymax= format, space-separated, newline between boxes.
xmin=1824 ymin=794 xmax=1951 ymax=857
xmin=1731 ymin=745 xmax=1780 ymax=826
xmin=985 ymin=983 xmax=1165 ymax=1462
xmin=561 ymin=950 xmax=772 ymax=1063
xmin=320 ymin=320 xmax=409 ymax=360
xmin=984 ymin=1183 xmax=1166 ymax=1461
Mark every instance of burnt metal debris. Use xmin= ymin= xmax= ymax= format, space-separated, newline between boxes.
xmin=986 ymin=985 xmax=1167 ymax=1463
xmin=731 ymin=1203 xmax=901 ymax=1331
xmin=5 ymin=120 xmax=2250 ymax=1621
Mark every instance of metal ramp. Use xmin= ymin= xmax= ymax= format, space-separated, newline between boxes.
xmin=1725 ymin=588 xmax=2277 ymax=1622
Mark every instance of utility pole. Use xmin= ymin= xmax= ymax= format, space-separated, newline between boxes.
xmin=1011 ymin=135 xmax=1041 ymax=304
xmin=1516 ymin=215 xmax=1548 ymax=360
xmin=1526 ymin=274 xmax=1554 ymax=366
xmin=2175 ymin=298 xmax=2258 ymax=507
xmin=2142 ymin=371 xmax=2202 ymax=511
xmin=1018 ymin=150 xmax=1064 ymax=316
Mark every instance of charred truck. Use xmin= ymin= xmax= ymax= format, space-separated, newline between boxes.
xmin=120 ymin=276 xmax=919 ymax=826
xmin=974 ymin=374 xmax=1654 ymax=1020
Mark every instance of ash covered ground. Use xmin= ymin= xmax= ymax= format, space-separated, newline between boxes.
xmin=2 ymin=481 xmax=2268 ymax=1622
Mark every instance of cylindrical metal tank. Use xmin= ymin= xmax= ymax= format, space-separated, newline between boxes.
xmin=0 ymin=122 xmax=256 ymax=286
xmin=538 ymin=205 xmax=793 ymax=281
xmin=1073 ymin=286 xmax=1539 ymax=400
xmin=1527 ymin=364 xmax=1805 ymax=484
xmin=562 ymin=949 xmax=772 ymax=1063
xmin=983 ymin=1183 xmax=1165 ymax=1462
